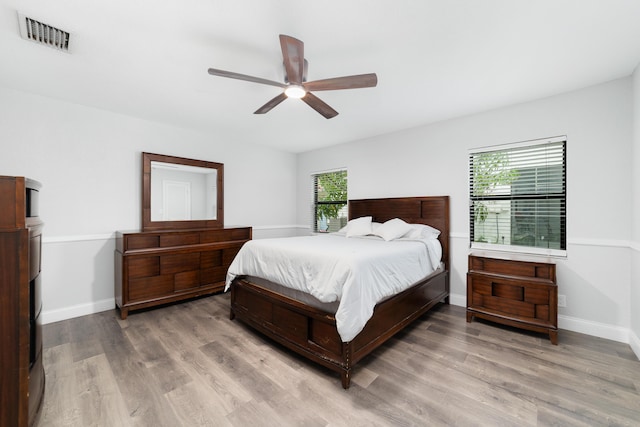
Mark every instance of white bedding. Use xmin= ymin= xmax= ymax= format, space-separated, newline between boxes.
xmin=225 ymin=233 xmax=442 ymax=342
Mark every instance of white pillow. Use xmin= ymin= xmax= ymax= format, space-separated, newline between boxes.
xmin=344 ymin=216 xmax=373 ymax=237
xmin=373 ymin=218 xmax=412 ymax=241
xmin=404 ymin=224 xmax=441 ymax=239
xmin=341 ymin=221 xmax=382 ymax=234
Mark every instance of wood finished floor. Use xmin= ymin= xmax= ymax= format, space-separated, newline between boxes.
xmin=38 ymin=293 xmax=640 ymax=427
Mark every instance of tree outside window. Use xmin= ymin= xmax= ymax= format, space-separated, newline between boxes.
xmin=471 ymin=152 xmax=518 ymax=243
xmin=313 ymin=170 xmax=347 ymax=233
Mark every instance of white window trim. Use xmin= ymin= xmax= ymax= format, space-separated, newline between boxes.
xmin=469 ymin=135 xmax=566 ymax=155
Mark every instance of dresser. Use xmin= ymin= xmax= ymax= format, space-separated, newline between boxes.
xmin=0 ymin=176 xmax=45 ymax=427
xmin=466 ymin=253 xmax=558 ymax=344
xmin=115 ymin=226 xmax=251 ymax=319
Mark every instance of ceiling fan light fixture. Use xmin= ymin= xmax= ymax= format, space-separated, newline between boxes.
xmin=284 ymin=85 xmax=306 ymax=99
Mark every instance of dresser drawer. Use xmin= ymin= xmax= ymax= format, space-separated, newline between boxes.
xmin=200 ymin=227 xmax=251 ymax=243
xmin=160 ymin=232 xmax=200 ymax=247
xmin=126 ymin=235 xmax=160 ymax=250
xmin=129 ymin=275 xmax=174 ymax=301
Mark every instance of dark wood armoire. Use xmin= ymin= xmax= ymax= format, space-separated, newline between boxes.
xmin=0 ymin=176 xmax=45 ymax=426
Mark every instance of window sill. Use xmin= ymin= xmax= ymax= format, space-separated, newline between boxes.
xmin=470 ymin=242 xmax=567 ymax=259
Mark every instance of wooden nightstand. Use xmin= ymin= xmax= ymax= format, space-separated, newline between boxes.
xmin=466 ymin=253 xmax=558 ymax=344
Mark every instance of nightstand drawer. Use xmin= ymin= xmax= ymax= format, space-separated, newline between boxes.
xmin=467 ymin=272 xmax=554 ymax=324
xmin=469 ymin=255 xmax=555 ymax=281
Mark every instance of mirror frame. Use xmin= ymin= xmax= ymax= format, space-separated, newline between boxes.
xmin=142 ymin=152 xmax=224 ymax=231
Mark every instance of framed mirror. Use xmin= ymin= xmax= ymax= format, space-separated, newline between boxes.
xmin=142 ymin=152 xmax=224 ymax=231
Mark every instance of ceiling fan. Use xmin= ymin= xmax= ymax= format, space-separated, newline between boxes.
xmin=207 ymin=35 xmax=377 ymax=119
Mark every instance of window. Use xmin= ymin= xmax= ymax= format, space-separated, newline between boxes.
xmin=312 ymin=170 xmax=348 ymax=233
xmin=469 ymin=136 xmax=566 ymax=256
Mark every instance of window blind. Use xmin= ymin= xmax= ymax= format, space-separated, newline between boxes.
xmin=469 ymin=136 xmax=566 ymax=256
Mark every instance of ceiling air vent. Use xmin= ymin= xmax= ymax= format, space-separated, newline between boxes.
xmin=18 ymin=13 xmax=70 ymax=52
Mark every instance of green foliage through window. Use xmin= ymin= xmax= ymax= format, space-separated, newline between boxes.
xmin=313 ymin=170 xmax=347 ymax=232
xmin=471 ymin=151 xmax=519 ymax=224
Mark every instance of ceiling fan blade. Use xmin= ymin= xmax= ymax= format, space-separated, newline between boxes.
xmin=208 ymin=68 xmax=285 ymax=88
xmin=303 ymin=73 xmax=378 ymax=91
xmin=301 ymin=92 xmax=338 ymax=119
xmin=254 ymin=92 xmax=288 ymax=114
xmin=280 ymin=35 xmax=304 ymax=85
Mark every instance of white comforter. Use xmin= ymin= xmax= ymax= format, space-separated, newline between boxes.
xmin=225 ymin=233 xmax=442 ymax=342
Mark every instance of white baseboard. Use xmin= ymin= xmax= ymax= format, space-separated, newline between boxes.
xmin=630 ymin=329 xmax=640 ymax=360
xmin=558 ymin=314 xmax=630 ymax=344
xmin=41 ymin=298 xmax=115 ymax=325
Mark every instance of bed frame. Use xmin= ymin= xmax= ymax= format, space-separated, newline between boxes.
xmin=229 ymin=196 xmax=450 ymax=388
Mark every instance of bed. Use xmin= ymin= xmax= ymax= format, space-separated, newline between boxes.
xmin=226 ymin=196 xmax=450 ymax=388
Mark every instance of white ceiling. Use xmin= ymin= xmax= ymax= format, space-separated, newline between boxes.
xmin=2 ymin=1 xmax=640 ymax=153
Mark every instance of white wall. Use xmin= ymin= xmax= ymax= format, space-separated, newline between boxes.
xmin=0 ymin=86 xmax=298 ymax=323
xmin=297 ymin=77 xmax=634 ymax=345
xmin=631 ymin=66 xmax=640 ymax=356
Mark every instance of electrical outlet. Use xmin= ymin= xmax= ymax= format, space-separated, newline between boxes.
xmin=558 ymin=294 xmax=567 ymax=307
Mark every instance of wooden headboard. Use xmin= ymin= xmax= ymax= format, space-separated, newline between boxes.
xmin=349 ymin=196 xmax=450 ymax=271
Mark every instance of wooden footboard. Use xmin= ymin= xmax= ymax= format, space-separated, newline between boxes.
xmin=230 ymin=269 xmax=449 ymax=388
